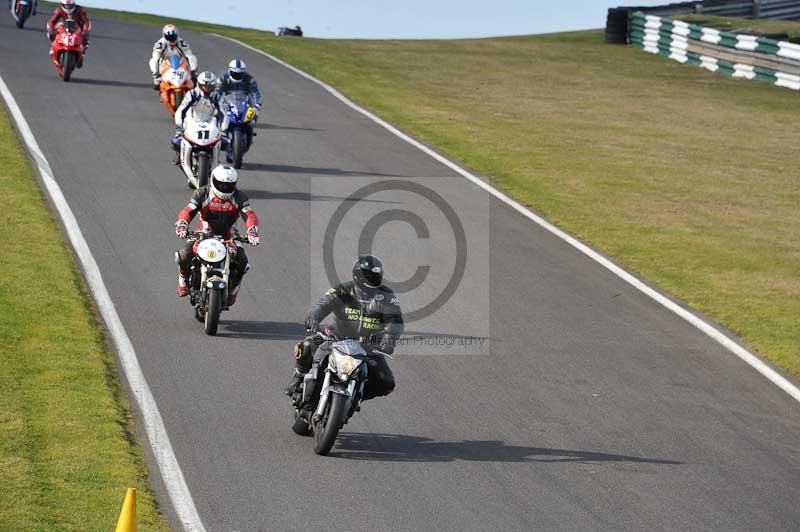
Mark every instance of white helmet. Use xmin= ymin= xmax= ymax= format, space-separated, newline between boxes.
xmin=228 ymin=59 xmax=247 ymax=81
xmin=163 ymin=24 xmax=178 ymax=44
xmin=62 ymin=0 xmax=76 ymax=14
xmin=197 ymin=71 xmax=217 ymax=96
xmin=210 ymin=165 xmax=238 ymax=200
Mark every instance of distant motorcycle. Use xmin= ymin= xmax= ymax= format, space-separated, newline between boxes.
xmin=10 ymin=0 xmax=34 ymax=29
xmin=50 ymin=20 xmax=85 ymax=82
xmin=159 ymin=55 xmax=194 ymax=115
xmin=222 ymin=90 xmax=257 ymax=169
xmin=180 ymin=230 xmax=249 ymax=336
xmin=291 ymin=327 xmax=390 ymax=455
xmin=178 ymin=106 xmax=223 ymax=189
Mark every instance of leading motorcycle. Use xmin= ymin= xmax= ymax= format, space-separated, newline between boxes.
xmin=180 ymin=230 xmax=249 ymax=336
xmin=178 ymin=106 xmax=223 ymax=189
xmin=10 ymin=0 xmax=34 ymax=29
xmin=50 ymin=20 xmax=85 ymax=82
xmin=291 ymin=328 xmax=390 ymax=455
xmin=159 ymin=55 xmax=194 ymax=116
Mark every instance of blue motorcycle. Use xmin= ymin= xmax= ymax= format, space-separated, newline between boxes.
xmin=222 ymin=90 xmax=257 ymax=169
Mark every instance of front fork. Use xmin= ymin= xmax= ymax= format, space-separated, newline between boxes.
xmin=312 ymin=372 xmax=358 ymax=422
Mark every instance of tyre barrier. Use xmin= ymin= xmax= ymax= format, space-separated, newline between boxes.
xmin=629 ymin=11 xmax=800 ymax=90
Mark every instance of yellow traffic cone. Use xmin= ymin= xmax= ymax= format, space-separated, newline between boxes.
xmin=114 ymin=488 xmax=136 ymax=532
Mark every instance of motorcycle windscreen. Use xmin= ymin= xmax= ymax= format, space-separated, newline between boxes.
xmin=189 ymin=101 xmax=216 ymax=124
xmin=168 ymin=55 xmax=183 ymax=71
xmin=224 ymin=91 xmax=250 ymax=118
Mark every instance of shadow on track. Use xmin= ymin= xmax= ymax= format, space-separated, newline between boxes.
xmin=216 ymin=320 xmax=304 ymax=340
xmin=245 ymin=162 xmax=404 ymax=177
xmin=88 ymin=33 xmax=153 ymax=44
xmin=256 ymin=122 xmax=320 ymax=132
xmin=241 ymin=189 xmax=398 ymax=203
xmin=70 ymin=78 xmax=153 ymax=89
xmin=330 ymin=433 xmax=685 ymax=465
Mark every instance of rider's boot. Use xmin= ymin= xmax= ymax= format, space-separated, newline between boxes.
xmin=176 ymin=272 xmax=189 ymax=297
xmin=226 ymin=284 xmax=240 ymax=307
xmin=171 ymin=138 xmax=181 ymax=165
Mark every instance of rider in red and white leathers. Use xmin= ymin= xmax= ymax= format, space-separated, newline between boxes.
xmin=174 ymin=165 xmax=260 ymax=306
xmin=47 ymin=0 xmax=91 ymax=43
xmin=149 ymin=24 xmax=198 ymax=90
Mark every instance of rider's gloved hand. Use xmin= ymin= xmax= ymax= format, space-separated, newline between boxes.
xmin=378 ymin=338 xmax=396 ymax=355
xmin=174 ymin=125 xmax=184 ymax=137
xmin=191 ymin=70 xmax=198 ymax=84
xmin=305 ymin=318 xmax=319 ymax=334
xmin=247 ymin=226 xmax=260 ymax=246
xmin=152 ymin=75 xmax=161 ymax=90
xmin=175 ymin=220 xmax=189 ymax=239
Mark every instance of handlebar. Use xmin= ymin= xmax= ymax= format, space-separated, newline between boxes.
xmin=183 ymin=230 xmax=249 ymax=244
xmin=310 ymin=327 xmax=395 ymax=359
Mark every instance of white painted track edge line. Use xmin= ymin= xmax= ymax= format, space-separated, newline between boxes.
xmin=0 ymin=76 xmax=208 ymax=531
xmin=213 ymin=33 xmax=800 ymax=404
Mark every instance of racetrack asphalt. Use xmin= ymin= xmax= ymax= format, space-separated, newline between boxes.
xmin=2 ymin=13 xmax=799 ymax=532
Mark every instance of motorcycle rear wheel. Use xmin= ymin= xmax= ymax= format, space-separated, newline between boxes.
xmin=313 ymin=393 xmax=346 ymax=455
xmin=204 ymin=288 xmax=222 ymax=336
xmin=15 ymin=5 xmax=28 ymax=28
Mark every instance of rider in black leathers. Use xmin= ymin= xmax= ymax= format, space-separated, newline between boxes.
xmin=286 ymin=255 xmax=403 ymax=404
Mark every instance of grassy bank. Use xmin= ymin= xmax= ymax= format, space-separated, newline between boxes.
xmin=74 ymin=4 xmax=800 ymax=377
xmin=0 ymin=103 xmax=169 ymax=529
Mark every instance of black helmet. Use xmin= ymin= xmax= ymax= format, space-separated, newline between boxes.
xmin=353 ymin=255 xmax=383 ymax=289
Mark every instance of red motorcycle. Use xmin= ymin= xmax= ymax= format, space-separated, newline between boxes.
xmin=50 ymin=20 xmax=85 ymax=82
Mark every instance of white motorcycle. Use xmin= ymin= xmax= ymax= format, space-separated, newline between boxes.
xmin=178 ymin=107 xmax=223 ymax=189
xmin=180 ymin=230 xmax=248 ymax=335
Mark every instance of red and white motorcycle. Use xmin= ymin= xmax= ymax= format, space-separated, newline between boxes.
xmin=50 ymin=20 xmax=85 ymax=82
xmin=178 ymin=106 xmax=223 ymax=189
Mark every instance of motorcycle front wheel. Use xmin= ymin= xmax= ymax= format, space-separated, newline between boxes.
xmin=204 ymin=288 xmax=222 ymax=335
xmin=196 ymin=152 xmax=211 ymax=188
xmin=232 ymin=130 xmax=244 ymax=169
xmin=313 ymin=393 xmax=346 ymax=455
xmin=60 ymin=51 xmax=76 ymax=82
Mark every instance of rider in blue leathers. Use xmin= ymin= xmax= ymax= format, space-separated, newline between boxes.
xmin=218 ymin=59 xmax=263 ymax=149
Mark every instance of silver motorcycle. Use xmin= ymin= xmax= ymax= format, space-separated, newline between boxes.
xmin=291 ymin=327 xmax=390 ymax=455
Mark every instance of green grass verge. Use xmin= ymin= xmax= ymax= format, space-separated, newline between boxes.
xmin=0 ymin=102 xmax=169 ymax=529
xmin=55 ymin=4 xmax=800 ymax=377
